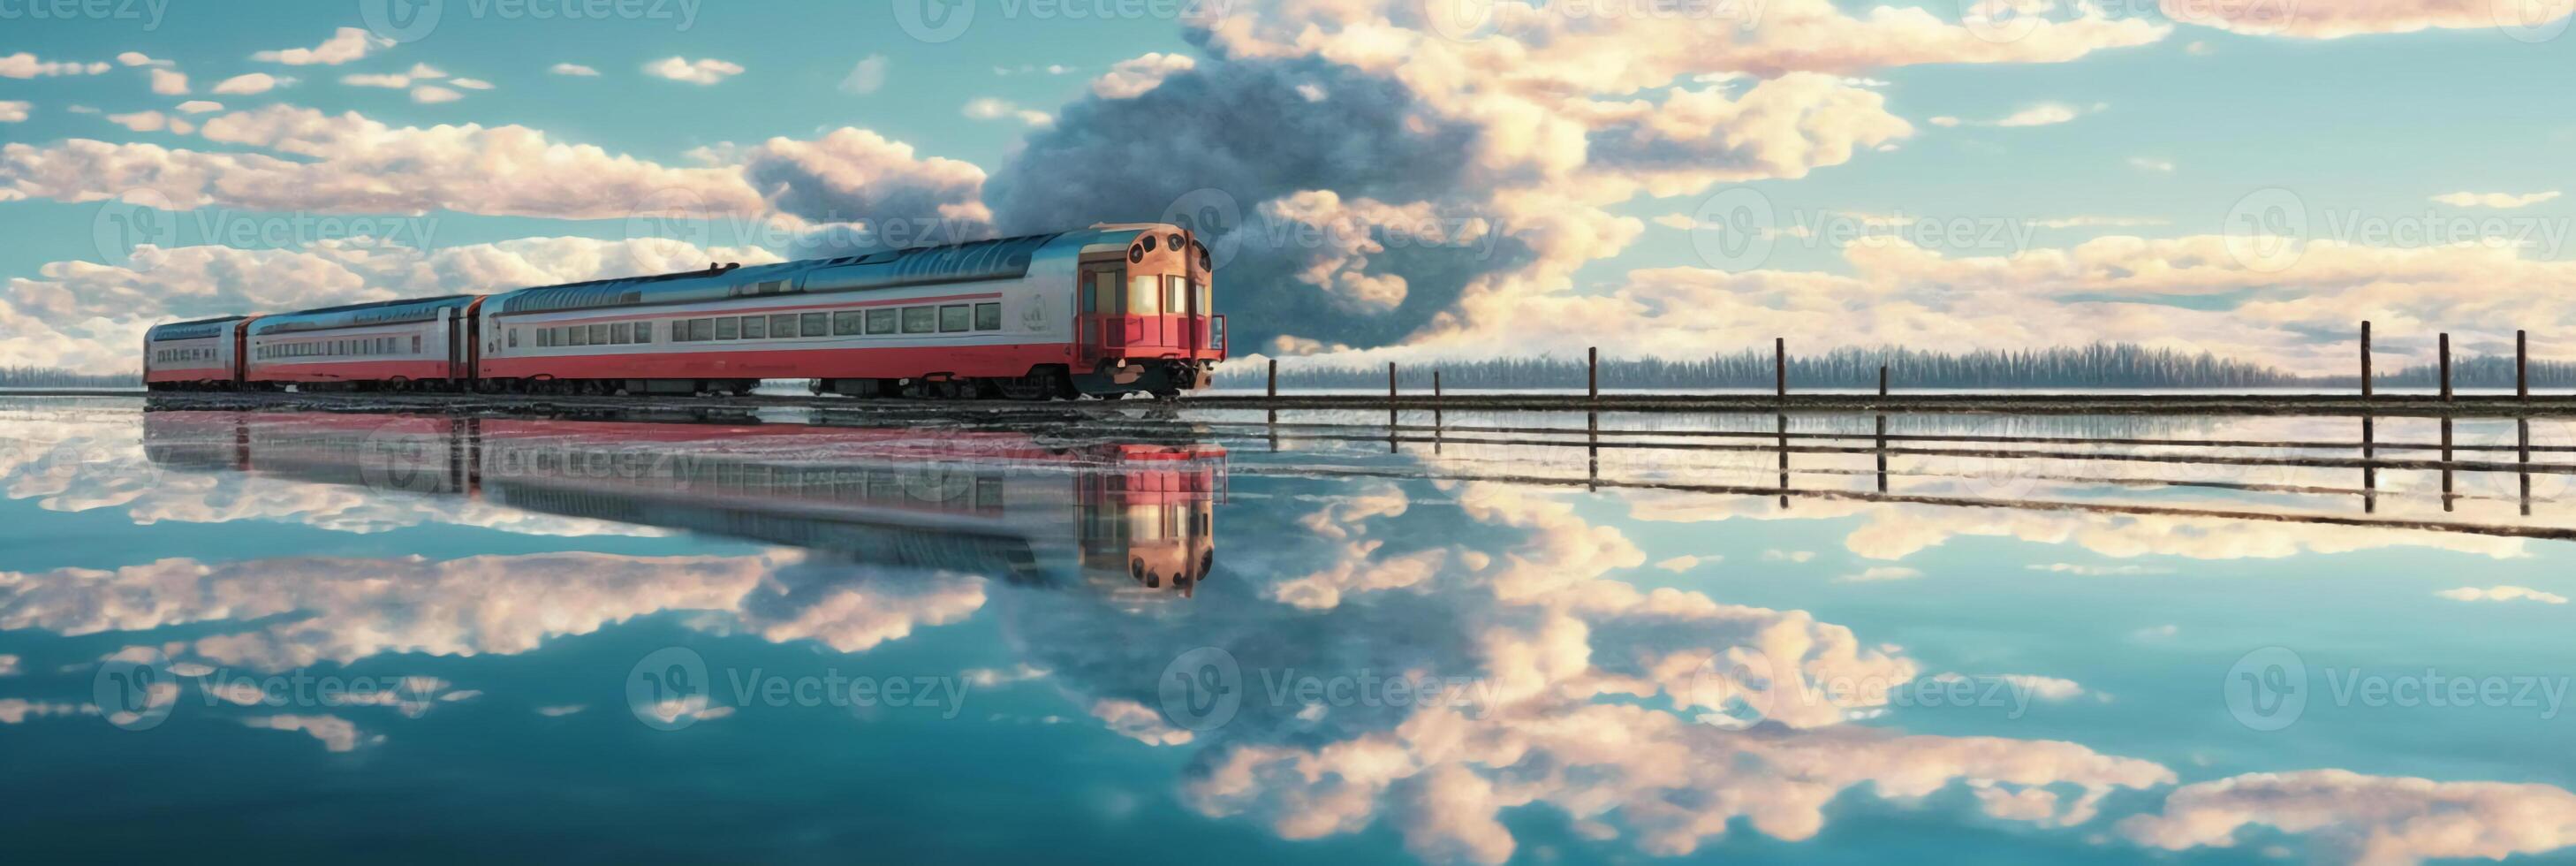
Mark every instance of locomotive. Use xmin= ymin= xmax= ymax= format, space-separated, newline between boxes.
xmin=142 ymin=224 xmax=1225 ymax=399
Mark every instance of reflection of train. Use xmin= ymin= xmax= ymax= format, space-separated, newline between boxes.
xmin=141 ymin=411 xmax=1225 ymax=597
xmin=141 ymin=225 xmax=1224 ymax=399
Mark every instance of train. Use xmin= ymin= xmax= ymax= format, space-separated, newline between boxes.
xmin=143 ymin=224 xmax=1225 ymax=399
xmin=141 ymin=410 xmax=1226 ymax=598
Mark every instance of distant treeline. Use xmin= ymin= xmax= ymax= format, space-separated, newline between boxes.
xmin=1225 ymin=344 xmax=2309 ymax=391
xmin=0 ymin=366 xmax=137 ymax=388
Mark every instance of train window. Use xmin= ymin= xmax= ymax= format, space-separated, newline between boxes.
xmin=635 ymin=322 xmax=652 ymax=344
xmin=974 ymin=303 xmax=1001 ymax=330
xmin=767 ymin=313 xmax=794 ymax=338
xmin=939 ymin=305 xmax=970 ymax=332
xmin=1168 ymin=233 xmax=1184 ymax=252
xmin=800 ymin=312 xmax=829 ymax=337
xmin=1167 ymin=276 xmax=1186 ymax=314
xmin=613 ymin=323 xmax=633 ymax=344
xmin=569 ymin=327 xmax=587 ymax=346
xmin=413 ymin=335 xmax=422 ymax=353
xmin=589 ymin=324 xmax=610 ymax=345
xmin=902 ymin=307 xmax=935 ymax=333
xmin=713 ymin=317 xmax=739 ymax=340
xmin=687 ymin=318 xmax=716 ymax=341
xmin=866 ymin=308 xmax=897 ymax=334
xmin=739 ymin=315 xmax=765 ymax=338
xmin=1091 ymin=270 xmax=1123 ymax=314
xmin=1197 ymin=281 xmax=1211 ymax=314
xmin=509 ymin=329 xmax=520 ymax=348
xmin=1130 ymin=275 xmax=1161 ymax=315
xmin=833 ymin=311 xmax=863 ymax=336
xmin=539 ymin=329 xmax=552 ymax=347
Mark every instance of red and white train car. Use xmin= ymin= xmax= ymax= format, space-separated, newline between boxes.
xmin=241 ymin=295 xmax=481 ymax=390
xmin=142 ymin=315 xmax=253 ymax=391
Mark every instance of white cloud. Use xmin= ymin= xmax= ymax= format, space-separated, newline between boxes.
xmin=2432 ymin=191 xmax=2562 ymax=209
xmin=0 ymin=52 xmax=110 ymax=78
xmin=149 ymin=67 xmax=188 ymax=95
xmin=1090 ymin=698 xmax=1194 ymax=746
xmin=0 ymin=101 xmax=27 ymax=123
xmin=116 ymin=51 xmax=170 ymax=67
xmin=2163 ymin=0 xmax=2576 ymax=39
xmin=240 ymin=714 xmax=379 ymax=751
xmin=1 ymin=105 xmax=767 ymax=220
xmin=960 ymin=97 xmax=1052 ymax=127
xmin=341 ymin=73 xmax=411 ymax=88
xmin=1997 ymin=103 xmax=2085 ymax=126
xmin=1091 ymin=52 xmax=1195 ymax=99
xmin=449 ymin=78 xmax=493 ymax=90
xmin=642 ymin=56 xmax=743 ymax=85
xmin=105 ymin=110 xmax=195 ymax=135
xmin=251 ymin=27 xmax=393 ymax=65
xmin=838 ymin=54 xmax=888 ymax=95
xmin=1654 ymin=555 xmax=1703 ymax=572
xmin=2126 ymin=156 xmax=2176 ymax=172
xmin=1842 ymin=566 xmax=1922 ymax=582
xmin=534 ymin=704 xmax=587 ymax=717
xmin=411 ymin=85 xmax=462 ymax=103
xmin=0 ymin=653 xmax=18 ymax=675
xmin=548 ymin=62 xmax=600 ymax=76
xmin=2121 ymin=770 xmax=2576 ymax=864
xmin=210 ymin=72 xmax=292 ymax=95
xmin=2436 ymin=585 xmax=2570 ymax=604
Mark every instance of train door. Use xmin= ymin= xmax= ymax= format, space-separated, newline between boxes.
xmin=1077 ymin=262 xmax=1125 ymax=367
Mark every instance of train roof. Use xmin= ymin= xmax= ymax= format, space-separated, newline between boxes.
xmin=146 ymin=315 xmax=246 ymax=341
xmin=249 ymin=295 xmax=475 ymax=335
xmin=491 ymin=232 xmax=1072 ymax=316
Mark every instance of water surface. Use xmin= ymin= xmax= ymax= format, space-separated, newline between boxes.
xmin=3 ymin=397 xmax=2572 ymax=864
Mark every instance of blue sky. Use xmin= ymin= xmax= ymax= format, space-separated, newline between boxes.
xmin=4 ymin=0 xmax=2574 ymax=373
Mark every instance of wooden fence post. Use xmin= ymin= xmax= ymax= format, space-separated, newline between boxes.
xmin=2360 ymin=321 xmax=2372 ymax=399
xmin=1267 ymin=357 xmax=1277 ymax=399
xmin=1387 ymin=361 xmax=1398 ymax=400
xmin=2518 ymin=330 xmax=2528 ymax=399
xmin=1775 ymin=338 xmax=1787 ymax=399
xmin=1587 ymin=346 xmax=1598 ymax=401
xmin=2440 ymin=332 xmax=2452 ymax=402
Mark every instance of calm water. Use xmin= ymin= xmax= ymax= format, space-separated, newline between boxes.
xmin=4 ymin=397 xmax=2575 ymax=864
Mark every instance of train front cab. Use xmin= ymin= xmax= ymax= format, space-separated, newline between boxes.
xmin=1073 ymin=225 xmax=1225 ymax=398
xmin=1079 ymin=444 xmax=1224 ymax=597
